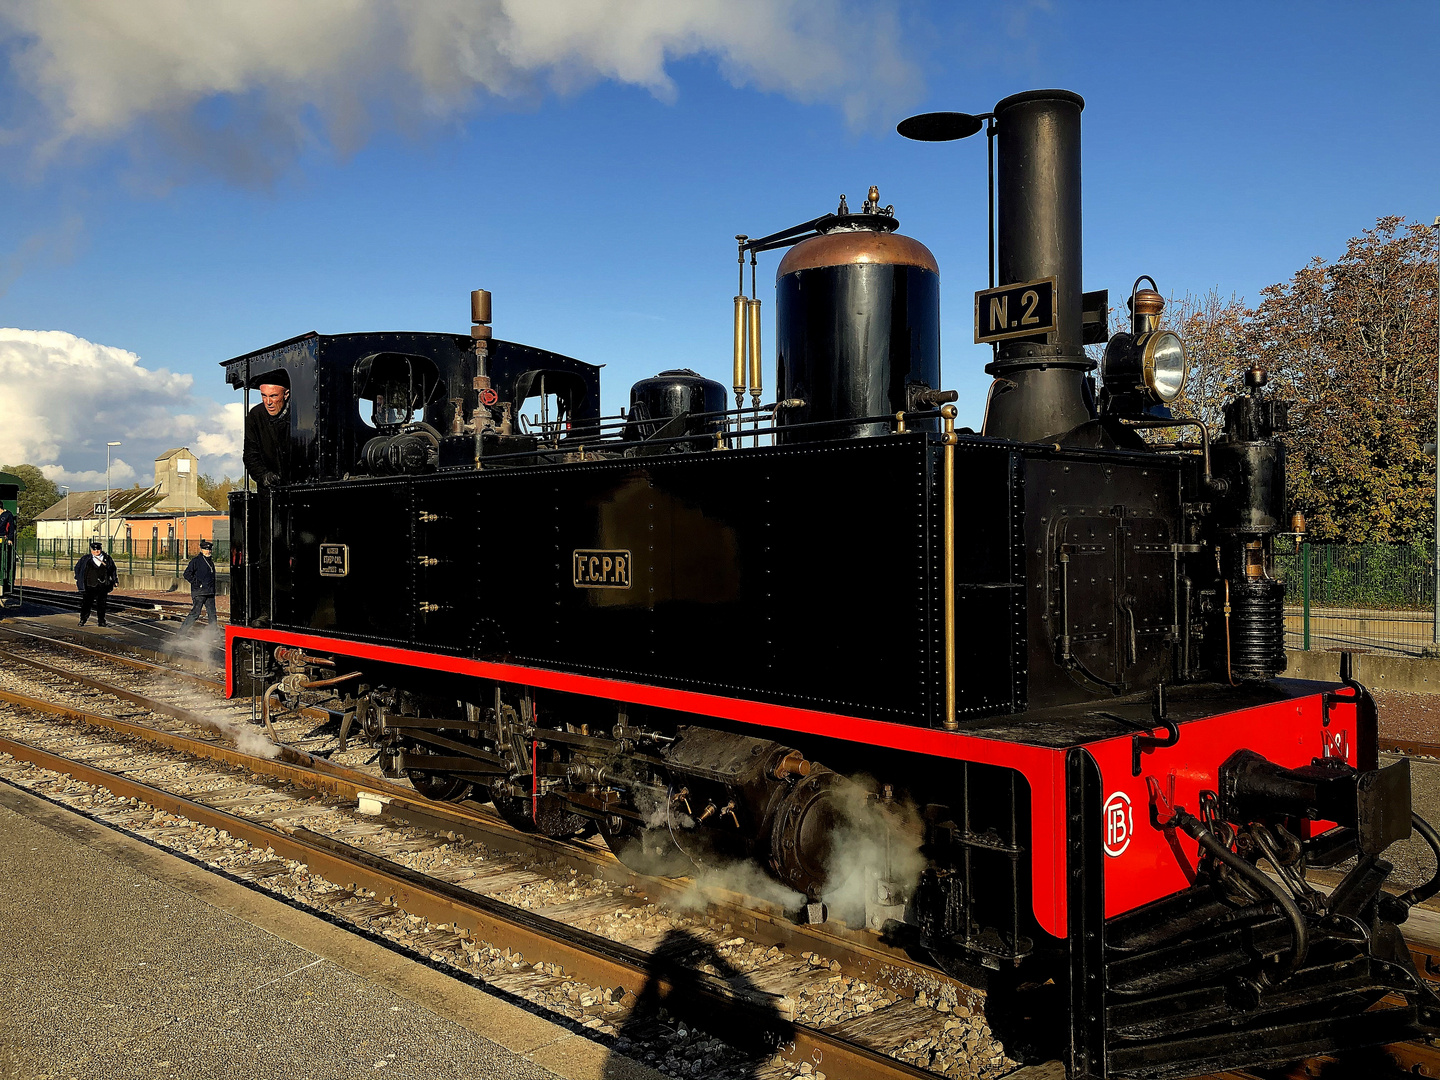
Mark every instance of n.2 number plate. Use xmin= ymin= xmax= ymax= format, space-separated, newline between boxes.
xmin=974 ymin=276 xmax=1057 ymax=344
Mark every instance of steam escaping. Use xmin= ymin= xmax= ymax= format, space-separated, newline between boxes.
xmin=819 ymin=779 xmax=926 ymax=928
xmin=208 ymin=713 xmax=282 ymax=761
xmin=140 ymin=673 xmax=280 ymax=761
xmin=2 ymin=0 xmax=922 ymax=183
xmin=675 ymin=857 xmax=806 ymax=915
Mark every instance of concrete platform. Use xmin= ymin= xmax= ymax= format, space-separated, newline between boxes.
xmin=0 ymin=783 xmax=659 ymax=1080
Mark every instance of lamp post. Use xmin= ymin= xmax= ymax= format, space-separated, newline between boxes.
xmin=104 ymin=441 xmax=121 ymax=551
xmin=60 ymin=486 xmax=69 ymax=561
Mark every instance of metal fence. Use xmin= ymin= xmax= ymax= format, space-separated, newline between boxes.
xmin=1274 ymin=542 xmax=1437 ymax=657
xmin=18 ymin=537 xmax=230 ymax=579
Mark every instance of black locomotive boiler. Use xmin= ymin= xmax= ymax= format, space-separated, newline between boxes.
xmin=224 ymin=89 xmax=1440 ymax=1078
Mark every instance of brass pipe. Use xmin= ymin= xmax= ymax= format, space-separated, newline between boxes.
xmin=1223 ymin=579 xmax=1237 ymax=686
xmin=732 ymin=296 xmax=748 ymax=408
xmin=746 ymin=298 xmax=763 ymax=395
xmin=747 ymin=297 xmax=763 ymax=445
xmin=941 ymin=404 xmax=958 ymax=730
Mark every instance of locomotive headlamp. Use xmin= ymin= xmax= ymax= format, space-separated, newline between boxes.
xmin=1100 ymin=329 xmax=1189 ymax=410
xmin=1099 ymin=276 xmax=1189 ymax=414
xmin=1141 ymin=330 xmax=1187 ymax=402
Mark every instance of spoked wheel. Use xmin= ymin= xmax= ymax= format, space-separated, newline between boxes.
xmin=598 ymin=815 xmax=693 ymax=877
xmin=403 ymin=744 xmax=471 ymax=802
xmin=490 ymin=789 xmax=592 ymax=839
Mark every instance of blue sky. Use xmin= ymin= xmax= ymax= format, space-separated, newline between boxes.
xmin=0 ymin=1 xmax=1436 ymax=486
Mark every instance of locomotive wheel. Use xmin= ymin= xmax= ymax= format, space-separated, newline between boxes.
xmin=598 ymin=816 xmax=692 ymax=877
xmin=402 ymin=738 xmax=471 ymax=802
xmin=405 ymin=766 xmax=471 ymax=802
xmin=491 ymin=790 xmax=591 ymax=839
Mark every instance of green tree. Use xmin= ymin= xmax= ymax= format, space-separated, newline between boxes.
xmin=1253 ymin=217 xmax=1438 ymax=542
xmin=0 ymin=464 xmax=60 ymax=530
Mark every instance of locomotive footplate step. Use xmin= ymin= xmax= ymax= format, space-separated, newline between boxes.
xmin=0 ymin=781 xmax=659 ymax=1080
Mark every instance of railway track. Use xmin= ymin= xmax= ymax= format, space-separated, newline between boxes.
xmin=1381 ymin=736 xmax=1440 ymax=759
xmin=16 ymin=583 xmax=204 ymax=649
xmin=19 ymin=583 xmax=196 ymax=618
xmin=5 ymin=628 xmax=1440 ymax=1078
xmin=0 ymin=624 xmax=973 ymax=983
xmin=0 ymin=630 xmax=1004 ymax=1079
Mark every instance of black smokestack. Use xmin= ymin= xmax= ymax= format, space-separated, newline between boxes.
xmin=982 ymin=89 xmax=1094 ymax=443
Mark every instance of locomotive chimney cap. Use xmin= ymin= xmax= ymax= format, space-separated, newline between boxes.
xmin=993 ymin=88 xmax=1086 ymax=114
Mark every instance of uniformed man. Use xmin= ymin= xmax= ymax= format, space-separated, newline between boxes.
xmin=0 ymin=505 xmax=15 ymax=544
xmin=243 ymin=375 xmax=291 ymax=488
xmin=180 ymin=539 xmax=218 ymax=633
xmin=74 ymin=540 xmax=118 ymax=627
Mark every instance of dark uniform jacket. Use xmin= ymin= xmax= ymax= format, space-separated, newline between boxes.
xmin=74 ymin=552 xmax=118 ymax=592
xmin=243 ymin=402 xmax=290 ymax=488
xmin=184 ymin=554 xmax=217 ymax=597
xmin=0 ymin=509 xmax=15 ymax=541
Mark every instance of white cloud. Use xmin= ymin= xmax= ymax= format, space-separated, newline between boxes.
xmin=1 ymin=0 xmax=920 ymax=182
xmin=0 ymin=328 xmax=242 ymax=485
xmin=40 ymin=461 xmax=138 ymax=489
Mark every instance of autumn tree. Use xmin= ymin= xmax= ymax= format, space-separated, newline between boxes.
xmin=1252 ymin=217 xmax=1438 ymax=542
xmin=197 ymin=473 xmax=244 ymax=509
xmin=1162 ymin=289 xmax=1252 ymax=436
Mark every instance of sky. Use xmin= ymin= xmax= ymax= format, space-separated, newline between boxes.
xmin=0 ymin=0 xmax=1436 ymax=490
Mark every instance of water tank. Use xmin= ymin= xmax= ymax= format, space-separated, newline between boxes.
xmin=775 ymin=206 xmax=940 ymax=442
xmin=625 ymin=369 xmax=729 ymax=450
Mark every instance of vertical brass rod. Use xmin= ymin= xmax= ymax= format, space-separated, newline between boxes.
xmin=941 ymin=404 xmax=958 ymax=730
xmin=732 ymin=295 xmax=748 ymax=410
xmin=747 ymin=297 xmax=763 ymax=447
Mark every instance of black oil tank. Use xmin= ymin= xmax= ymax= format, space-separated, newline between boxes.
xmin=775 ymin=200 xmax=940 ymax=442
xmin=625 ymin=369 xmax=729 ymax=450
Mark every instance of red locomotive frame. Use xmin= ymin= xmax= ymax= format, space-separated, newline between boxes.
xmin=228 ymin=625 xmax=1359 ymax=940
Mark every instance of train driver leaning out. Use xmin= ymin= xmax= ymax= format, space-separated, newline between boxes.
xmin=243 ymin=373 xmax=291 ymax=490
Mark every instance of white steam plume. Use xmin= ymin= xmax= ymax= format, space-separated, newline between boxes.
xmin=2 ymin=0 xmax=921 ymax=182
xmin=819 ymin=779 xmax=925 ymax=927
xmin=141 ymin=674 xmax=281 ymax=761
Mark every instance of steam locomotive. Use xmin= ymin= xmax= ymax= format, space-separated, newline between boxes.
xmin=223 ymin=89 xmax=1440 ymax=1078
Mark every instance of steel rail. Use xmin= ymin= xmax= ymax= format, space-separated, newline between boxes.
xmin=0 ymin=618 xmax=223 ymax=676
xmin=0 ymin=733 xmax=938 ymax=1080
xmin=0 ymin=635 xmax=330 ymax=731
xmin=1381 ymin=737 xmax=1440 ymax=759
xmin=0 ymin=687 xmax=411 ymax=804
xmin=18 ymin=584 xmax=178 ymax=613
xmin=0 ymin=644 xmax=236 ymax=729
xmin=0 ymin=622 xmax=223 ymax=689
xmin=0 ymin=677 xmax=951 ymax=995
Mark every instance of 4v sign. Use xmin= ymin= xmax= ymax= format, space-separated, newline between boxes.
xmin=974 ymin=276 xmax=1056 ymax=344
